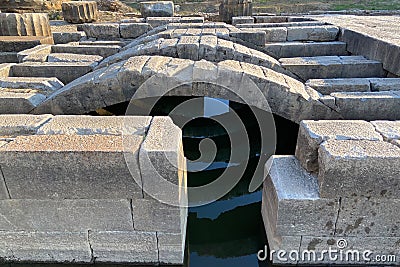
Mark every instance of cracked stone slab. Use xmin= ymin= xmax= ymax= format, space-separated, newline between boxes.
xmin=295 ymin=120 xmax=382 ymax=173
xmin=0 ymin=199 xmax=133 ymax=231
xmin=263 ymin=156 xmax=339 ymax=237
xmin=0 ymin=231 xmax=91 ymax=263
xmin=371 ymin=120 xmax=400 ymax=141
xmin=37 ymin=115 xmax=151 ymax=136
xmin=90 ymin=231 xmax=158 ymax=263
xmin=318 ymin=140 xmax=400 ymax=198
xmin=0 ymin=114 xmax=52 ymax=136
xmin=0 ymin=134 xmax=144 ymax=199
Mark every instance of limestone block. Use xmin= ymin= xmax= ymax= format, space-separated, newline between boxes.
xmin=318 ymin=140 xmax=400 ymax=198
xmin=0 ymin=77 xmax=63 ymax=94
xmin=0 ymin=114 xmax=52 ymax=136
xmin=47 ymin=53 xmax=103 ymax=64
xmin=11 ymin=61 xmax=96 ymax=84
xmin=146 ymin=17 xmax=180 ymax=28
xmin=230 ymin=30 xmax=266 ymax=46
xmin=287 ymin=26 xmax=339 ymax=41
xmin=254 ymin=15 xmax=287 ymax=23
xmin=263 ymin=27 xmax=287 ymax=42
xmin=306 ymin=78 xmax=371 ymax=95
xmin=62 ymin=1 xmax=98 ymax=24
xmin=90 ymin=231 xmax=158 ymax=263
xmin=0 ymin=36 xmax=54 ymax=52
xmin=176 ymin=35 xmax=200 ymax=61
xmin=0 ymin=92 xmax=46 ymax=114
xmin=232 ymin=16 xmax=254 ymax=25
xmin=51 ymin=44 xmax=121 ymax=58
xmin=17 ymin=44 xmax=52 ymax=63
xmin=371 ymin=120 xmax=400 ymax=141
xmin=0 ymin=52 xmax=18 ymax=63
xmin=369 ymin=78 xmax=400 ymax=91
xmin=295 ymin=120 xmax=382 ymax=172
xmin=0 ymin=199 xmax=133 ymax=231
xmin=158 ymin=232 xmax=185 ymax=264
xmin=263 ymin=156 xmax=339 ymax=237
xmin=0 ymin=134 xmax=144 ymax=199
xmin=0 ymin=232 xmax=91 ymax=263
xmin=140 ymin=1 xmax=174 ymax=18
xmin=331 ymin=91 xmax=400 ymax=120
xmin=80 ymin=23 xmax=120 ymax=40
xmin=37 ymin=115 xmax=151 ymax=136
xmin=0 ymin=13 xmax=52 ymax=37
xmin=120 ymin=23 xmax=152 ymax=39
xmin=53 ymin=31 xmax=86 ymax=44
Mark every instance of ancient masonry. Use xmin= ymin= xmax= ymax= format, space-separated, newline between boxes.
xmin=0 ymin=3 xmax=400 ymax=265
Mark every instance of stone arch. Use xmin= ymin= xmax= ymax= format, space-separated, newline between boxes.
xmin=32 ymin=55 xmax=340 ymax=123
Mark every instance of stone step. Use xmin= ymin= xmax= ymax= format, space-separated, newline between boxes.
xmin=10 ymin=61 xmax=97 ymax=84
xmin=0 ymin=36 xmax=54 ymax=52
xmin=0 ymin=77 xmax=64 ymax=94
xmin=0 ymin=91 xmax=46 ymax=114
xmin=280 ymin=56 xmax=386 ymax=80
xmin=47 ymin=53 xmax=103 ymax=64
xmin=0 ymin=52 xmax=18 ymax=63
xmin=306 ymin=77 xmax=400 ymax=95
xmin=236 ymin=21 xmax=327 ymax=28
xmin=264 ymin=41 xmax=348 ymax=58
xmin=51 ymin=43 xmax=121 ymax=58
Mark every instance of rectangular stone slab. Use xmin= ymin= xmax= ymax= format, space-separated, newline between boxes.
xmin=0 ymin=114 xmax=52 ymax=136
xmin=0 ymin=91 xmax=46 ymax=114
xmin=305 ymin=78 xmax=371 ymax=95
xmin=263 ymin=156 xmax=339 ymax=237
xmin=51 ymin=44 xmax=121 ymax=58
xmin=0 ymin=134 xmax=144 ymax=199
xmin=295 ymin=120 xmax=382 ymax=173
xmin=318 ymin=140 xmax=400 ymax=198
xmin=371 ymin=120 xmax=400 ymax=141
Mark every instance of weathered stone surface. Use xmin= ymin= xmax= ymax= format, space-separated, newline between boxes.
xmin=0 ymin=52 xmax=18 ymax=64
xmin=295 ymin=120 xmax=382 ymax=173
xmin=369 ymin=78 xmax=400 ymax=91
xmin=0 ymin=114 xmax=52 ymax=136
xmin=0 ymin=199 xmax=133 ymax=231
xmin=287 ymin=26 xmax=339 ymax=41
xmin=337 ymin=197 xmax=400 ymax=237
xmin=306 ymin=78 xmax=371 ymax=95
xmin=0 ymin=92 xmax=46 ymax=114
xmin=331 ymin=91 xmax=400 ymax=120
xmin=11 ymin=62 xmax=96 ymax=84
xmin=37 ymin=115 xmax=151 ymax=136
xmin=0 ymin=232 xmax=91 ymax=263
xmin=176 ymin=35 xmax=200 ymax=60
xmin=0 ymin=134 xmax=144 ymax=199
xmin=219 ymin=0 xmax=253 ymax=24
xmin=62 ymin=1 xmax=98 ymax=24
xmin=146 ymin=17 xmax=180 ymax=28
xmin=90 ymin=231 xmax=158 ymax=263
xmin=53 ymin=31 xmax=86 ymax=44
xmin=254 ymin=15 xmax=287 ymax=23
xmin=80 ymin=23 xmax=120 ymax=40
xmin=17 ymin=44 xmax=52 ymax=63
xmin=280 ymin=56 xmax=385 ymax=81
xmin=47 ymin=53 xmax=103 ymax=64
xmin=120 ymin=23 xmax=152 ymax=39
xmin=0 ymin=36 xmax=54 ymax=52
xmin=0 ymin=77 xmax=63 ymax=94
xmin=262 ymin=27 xmax=288 ymax=42
xmin=0 ymin=13 xmax=52 ymax=37
xmin=263 ymin=156 xmax=339 ymax=237
xmin=158 ymin=232 xmax=185 ymax=264
xmin=52 ymin=44 xmax=120 ymax=58
xmin=140 ymin=1 xmax=174 ymax=18
xmin=232 ymin=16 xmax=254 ymax=25
xmin=371 ymin=120 xmax=400 ymax=141
xmin=230 ymin=30 xmax=266 ymax=46
xmin=318 ymin=140 xmax=400 ymax=198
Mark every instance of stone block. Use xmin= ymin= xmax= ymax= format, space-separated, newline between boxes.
xmin=0 ymin=52 xmax=18 ymax=63
xmin=306 ymin=78 xmax=371 ymax=95
xmin=232 ymin=16 xmax=254 ymax=25
xmin=0 ymin=134 xmax=144 ymax=199
xmin=0 ymin=199 xmax=133 ymax=231
xmin=140 ymin=1 xmax=174 ymax=18
xmin=158 ymin=232 xmax=185 ymax=264
xmin=53 ymin=32 xmax=86 ymax=44
xmin=318 ymin=140 xmax=400 ymax=198
xmin=80 ymin=23 xmax=120 ymax=40
xmin=62 ymin=1 xmax=99 ymax=24
xmin=0 ymin=77 xmax=63 ymax=94
xmin=52 ymin=44 xmax=120 ymax=58
xmin=0 ymin=63 xmax=13 ymax=77
xmin=11 ymin=62 xmax=96 ymax=84
xmin=0 ymin=92 xmax=46 ymax=114
xmin=331 ymin=91 xmax=400 ymax=120
xmin=176 ymin=35 xmax=200 ymax=60
xmin=0 ymin=13 xmax=52 ymax=37
xmin=371 ymin=120 xmax=400 ymax=141
xmin=230 ymin=30 xmax=266 ymax=46
xmin=295 ymin=120 xmax=382 ymax=173
xmin=263 ymin=27 xmax=287 ymax=42
xmin=369 ymin=78 xmax=400 ymax=91
xmin=47 ymin=53 xmax=103 ymax=64
xmin=146 ymin=17 xmax=180 ymax=28
xmin=287 ymin=26 xmax=339 ymax=41
xmin=0 ymin=114 xmax=52 ymax=136
xmin=120 ymin=23 xmax=152 ymax=39
xmin=0 ymin=36 xmax=54 ymax=52
xmin=37 ymin=115 xmax=151 ymax=136
xmin=254 ymin=15 xmax=287 ymax=23
xmin=90 ymin=231 xmax=158 ymax=263
xmin=17 ymin=44 xmax=52 ymax=63
xmin=263 ymin=156 xmax=339 ymax=237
